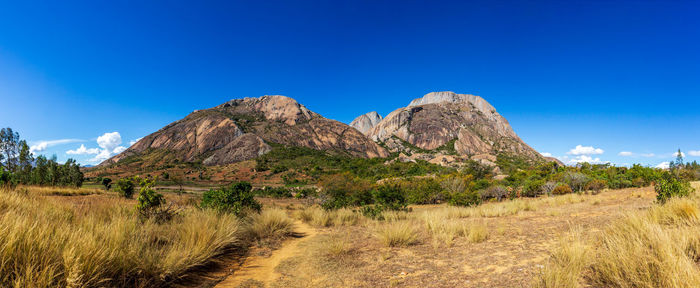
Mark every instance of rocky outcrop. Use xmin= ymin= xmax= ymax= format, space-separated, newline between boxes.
xmin=101 ymin=95 xmax=388 ymax=166
xmin=369 ymin=91 xmax=544 ymax=165
xmin=350 ymin=111 xmax=383 ymax=135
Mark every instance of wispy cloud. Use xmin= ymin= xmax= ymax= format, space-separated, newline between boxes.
xmin=540 ymin=152 xmax=553 ymax=157
xmin=618 ymin=151 xmax=633 ymax=157
xmin=688 ymin=150 xmax=700 ymax=157
xmin=30 ymin=139 xmax=83 ymax=153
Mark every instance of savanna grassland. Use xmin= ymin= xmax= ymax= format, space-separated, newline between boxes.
xmin=209 ymin=183 xmax=699 ymax=288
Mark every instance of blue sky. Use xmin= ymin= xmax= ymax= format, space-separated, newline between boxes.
xmin=1 ymin=0 xmax=699 ymax=167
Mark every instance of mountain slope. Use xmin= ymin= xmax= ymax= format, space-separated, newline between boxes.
xmin=100 ymin=95 xmax=388 ymax=167
xmin=367 ymin=91 xmax=544 ymax=166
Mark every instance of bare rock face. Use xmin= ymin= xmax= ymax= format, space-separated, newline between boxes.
xmin=102 ymin=95 xmax=388 ymax=167
xmin=350 ymin=111 xmax=383 ymax=135
xmin=369 ymin=91 xmax=543 ymax=163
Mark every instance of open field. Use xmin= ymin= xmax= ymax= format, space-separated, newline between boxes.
xmin=2 ymin=183 xmax=699 ymax=287
xmin=214 ymin=184 xmax=689 ymax=288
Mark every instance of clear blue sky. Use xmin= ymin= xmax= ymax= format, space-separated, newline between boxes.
xmin=1 ymin=0 xmax=699 ymax=167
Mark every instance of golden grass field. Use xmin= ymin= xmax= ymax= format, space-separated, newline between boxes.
xmin=1 ymin=183 xmax=699 ymax=287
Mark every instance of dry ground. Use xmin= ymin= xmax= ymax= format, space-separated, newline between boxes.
xmin=214 ymin=185 xmax=662 ymax=288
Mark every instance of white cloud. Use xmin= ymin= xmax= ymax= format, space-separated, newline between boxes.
xmin=567 ymin=145 xmax=604 ymax=155
xmin=29 ymin=139 xmax=83 ymax=153
xmin=689 ymin=150 xmax=700 ymax=157
xmin=567 ymin=155 xmax=607 ymax=165
xmin=129 ymin=137 xmax=143 ymax=146
xmin=656 ymin=162 xmax=670 ymax=169
xmin=113 ymin=146 xmax=127 ymax=154
xmin=618 ymin=151 xmax=634 ymax=157
xmin=88 ymin=132 xmax=128 ymax=163
xmin=672 ymin=151 xmax=686 ymax=157
xmin=97 ymin=132 xmax=122 ymax=151
xmin=641 ymin=153 xmax=656 ymax=157
xmin=66 ymin=144 xmax=100 ymax=155
xmin=540 ymin=152 xmax=553 ymax=157
xmin=90 ymin=149 xmax=113 ymax=163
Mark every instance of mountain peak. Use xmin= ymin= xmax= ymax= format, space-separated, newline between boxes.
xmin=350 ymin=111 xmax=383 ymax=135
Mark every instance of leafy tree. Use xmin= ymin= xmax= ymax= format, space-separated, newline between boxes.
xmin=0 ymin=128 xmax=20 ymax=172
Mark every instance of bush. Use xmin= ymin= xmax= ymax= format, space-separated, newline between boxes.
xmin=449 ymin=190 xmax=481 ymax=207
xmin=523 ymin=179 xmax=545 ymax=197
xmin=116 ymin=177 xmax=135 ymax=198
xmin=0 ymin=166 xmax=16 ymax=189
xmin=319 ymin=173 xmax=373 ymax=210
xmin=479 ymin=185 xmax=508 ymax=202
xmin=246 ymin=208 xmax=294 ymax=241
xmin=552 ymin=184 xmax=573 ymax=195
xmin=373 ymin=183 xmax=407 ymax=211
xmin=101 ymin=177 xmax=112 ymax=191
xmin=136 ymin=182 xmax=172 ymax=223
xmin=402 ymin=177 xmax=445 ymax=204
xmin=563 ymin=173 xmax=589 ymax=193
xmin=655 ymin=176 xmax=693 ymax=204
xmin=586 ymin=179 xmax=607 ymax=195
xmin=201 ymin=181 xmax=261 ymax=216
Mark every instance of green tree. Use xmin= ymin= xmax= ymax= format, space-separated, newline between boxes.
xmin=116 ymin=178 xmax=135 ymax=198
xmin=201 ymin=182 xmax=261 ymax=216
xmin=0 ymin=128 xmax=20 ymax=172
xmin=101 ymin=178 xmax=112 ymax=190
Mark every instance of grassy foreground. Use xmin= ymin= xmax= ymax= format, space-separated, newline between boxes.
xmin=0 ymin=186 xmax=292 ymax=288
xmin=536 ymin=184 xmax=700 ymax=288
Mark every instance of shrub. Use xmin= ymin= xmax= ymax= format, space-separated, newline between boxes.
xmin=449 ymin=190 xmax=481 ymax=207
xmin=373 ymin=183 xmax=407 ymax=211
xmin=319 ymin=173 xmax=373 ymax=210
xmin=585 ymin=179 xmax=607 ymax=195
xmin=552 ymin=184 xmax=573 ymax=195
xmin=480 ymin=185 xmax=508 ymax=202
xmin=563 ymin=173 xmax=589 ymax=193
xmin=116 ymin=177 xmax=135 ymax=198
xmin=542 ymin=181 xmax=557 ymax=196
xmin=523 ymin=179 xmax=545 ymax=197
xmin=201 ymin=182 xmax=261 ymax=216
xmin=655 ymin=176 xmax=693 ymax=204
xmin=136 ymin=183 xmax=172 ymax=223
xmin=402 ymin=177 xmax=445 ymax=204
xmin=101 ymin=177 xmax=112 ymax=191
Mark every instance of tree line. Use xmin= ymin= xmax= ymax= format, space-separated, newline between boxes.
xmin=0 ymin=127 xmax=83 ymax=188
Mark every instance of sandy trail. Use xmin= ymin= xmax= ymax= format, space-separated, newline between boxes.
xmin=215 ymin=220 xmax=318 ymax=288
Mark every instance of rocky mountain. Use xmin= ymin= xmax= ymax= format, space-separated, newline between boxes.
xmin=367 ymin=91 xmax=544 ymax=167
xmin=100 ymin=95 xmax=388 ymax=167
xmin=350 ymin=111 xmax=383 ymax=135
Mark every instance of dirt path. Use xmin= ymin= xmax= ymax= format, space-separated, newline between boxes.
xmin=215 ymin=220 xmax=318 ymax=288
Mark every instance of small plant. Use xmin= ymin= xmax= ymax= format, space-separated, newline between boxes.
xmin=552 ymin=184 xmax=573 ymax=195
xmin=115 ymin=177 xmax=135 ymax=198
xmin=201 ymin=181 xmax=261 ymax=216
xmin=376 ymin=222 xmax=419 ymax=247
xmin=655 ymin=176 xmax=693 ymax=204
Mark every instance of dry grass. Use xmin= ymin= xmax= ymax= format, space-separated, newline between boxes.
xmin=0 ymin=186 xmax=289 ymax=288
xmin=376 ymin=221 xmax=420 ymax=247
xmin=19 ymin=185 xmax=104 ymax=196
xmin=537 ymin=197 xmax=700 ymax=288
xmin=246 ymin=208 xmax=295 ymax=241
xmin=294 ymin=206 xmax=361 ymax=227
